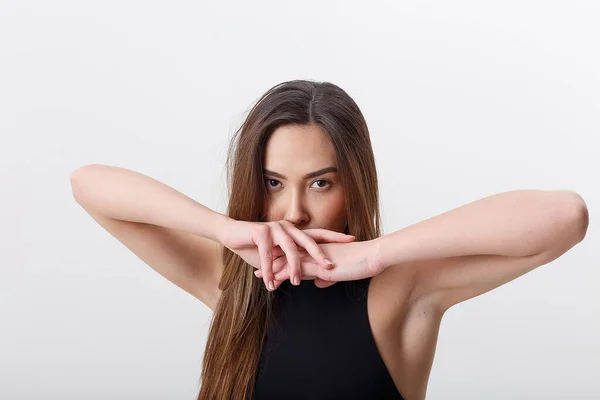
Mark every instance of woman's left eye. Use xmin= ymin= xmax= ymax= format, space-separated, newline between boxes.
xmin=311 ymin=179 xmax=331 ymax=188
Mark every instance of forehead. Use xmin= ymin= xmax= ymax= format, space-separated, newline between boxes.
xmin=264 ymin=124 xmax=336 ymax=172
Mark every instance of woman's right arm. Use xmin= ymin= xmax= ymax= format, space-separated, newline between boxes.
xmin=71 ymin=164 xmax=355 ymax=304
xmin=70 ymin=164 xmax=232 ymax=310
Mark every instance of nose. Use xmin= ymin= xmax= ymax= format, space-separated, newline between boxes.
xmin=284 ymin=189 xmax=309 ymax=227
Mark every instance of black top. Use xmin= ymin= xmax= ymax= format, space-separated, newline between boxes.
xmin=253 ymin=277 xmax=405 ymax=399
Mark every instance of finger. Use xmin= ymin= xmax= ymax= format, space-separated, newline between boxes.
xmin=271 ymin=270 xmax=304 ymax=289
xmin=252 ymin=247 xmax=285 ymax=273
xmin=255 ymin=257 xmax=283 ymax=278
xmin=269 ymin=256 xmax=289 ymax=277
xmin=254 ymin=247 xmax=316 ymax=278
xmin=303 ymin=228 xmax=355 ymax=243
xmin=266 ymin=263 xmax=297 ymax=290
xmin=272 ymin=223 xmax=302 ymax=286
xmin=274 ymin=259 xmax=322 ymax=281
xmin=262 ymin=254 xmax=308 ymax=281
xmin=255 ymin=225 xmax=275 ymax=291
xmin=271 ymin=247 xmax=285 ymax=259
xmin=272 ymin=268 xmax=289 ymax=281
xmin=281 ymin=224 xmax=334 ymax=271
xmin=255 ymin=253 xmax=314 ymax=279
xmin=315 ymin=264 xmax=333 ymax=282
xmin=270 ymin=249 xmax=309 ymax=275
xmin=314 ymin=278 xmax=337 ymax=289
xmin=255 ymin=262 xmax=289 ymax=279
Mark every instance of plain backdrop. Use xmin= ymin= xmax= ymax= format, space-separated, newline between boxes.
xmin=1 ymin=1 xmax=597 ymax=399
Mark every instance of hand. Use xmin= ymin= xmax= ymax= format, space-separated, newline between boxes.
xmin=255 ymin=240 xmax=384 ymax=289
xmin=218 ymin=219 xmax=356 ymax=291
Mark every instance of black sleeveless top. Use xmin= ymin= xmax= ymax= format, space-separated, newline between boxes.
xmin=253 ymin=277 xmax=405 ymax=399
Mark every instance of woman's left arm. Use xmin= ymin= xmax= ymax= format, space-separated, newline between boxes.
xmin=370 ymin=189 xmax=588 ymax=309
xmin=374 ymin=190 xmax=588 ymax=268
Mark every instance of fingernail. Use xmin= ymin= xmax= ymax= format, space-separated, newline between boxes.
xmin=293 ymin=275 xmax=299 ymax=285
xmin=269 ymin=281 xmax=274 ymax=291
xmin=325 ymin=258 xmax=333 ymax=266
xmin=254 ymin=270 xmax=260 ymax=276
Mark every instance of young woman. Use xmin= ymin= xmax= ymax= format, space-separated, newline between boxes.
xmin=71 ymin=80 xmax=588 ymax=400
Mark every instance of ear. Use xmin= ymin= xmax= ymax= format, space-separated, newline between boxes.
xmin=314 ymin=278 xmax=337 ymax=289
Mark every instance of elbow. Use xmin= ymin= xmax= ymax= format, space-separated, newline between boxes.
xmin=565 ymin=191 xmax=589 ymax=243
xmin=575 ymin=198 xmax=589 ymax=243
xmin=536 ymin=194 xmax=588 ymax=264
xmin=70 ymin=166 xmax=93 ymax=203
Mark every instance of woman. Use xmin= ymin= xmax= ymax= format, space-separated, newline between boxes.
xmin=71 ymin=79 xmax=588 ymax=400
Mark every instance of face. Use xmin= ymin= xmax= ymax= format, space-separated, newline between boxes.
xmin=262 ymin=124 xmax=346 ymax=233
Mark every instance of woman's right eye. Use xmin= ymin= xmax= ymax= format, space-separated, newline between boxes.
xmin=265 ymin=179 xmax=281 ymax=189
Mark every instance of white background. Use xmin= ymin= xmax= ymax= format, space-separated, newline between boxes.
xmin=1 ymin=1 xmax=598 ymax=399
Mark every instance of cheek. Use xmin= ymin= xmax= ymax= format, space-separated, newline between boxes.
xmin=319 ymin=193 xmax=346 ymax=224
xmin=262 ymin=196 xmax=284 ymax=221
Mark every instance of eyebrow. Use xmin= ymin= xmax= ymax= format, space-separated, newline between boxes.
xmin=263 ymin=166 xmax=338 ymax=180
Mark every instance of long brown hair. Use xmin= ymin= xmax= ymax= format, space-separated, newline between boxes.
xmin=197 ymin=79 xmax=382 ymax=399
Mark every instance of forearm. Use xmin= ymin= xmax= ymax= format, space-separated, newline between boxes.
xmin=70 ymin=164 xmax=233 ymax=243
xmin=373 ymin=189 xmax=587 ymax=270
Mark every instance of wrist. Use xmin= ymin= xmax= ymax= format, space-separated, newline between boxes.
xmin=213 ymin=213 xmax=236 ymax=245
xmin=368 ymin=236 xmax=387 ymax=272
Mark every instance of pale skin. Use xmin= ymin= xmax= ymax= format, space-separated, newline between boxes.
xmin=242 ymin=123 xmax=589 ymax=399
xmin=73 ymin=124 xmax=588 ymax=400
